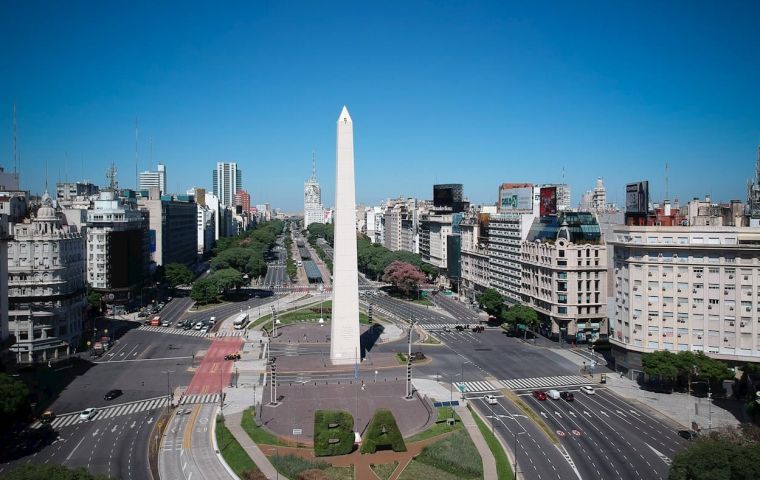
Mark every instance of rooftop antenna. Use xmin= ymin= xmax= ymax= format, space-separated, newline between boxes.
xmin=561 ymin=166 xmax=565 ymax=183
xmin=150 ymin=136 xmax=153 ymax=165
xmin=12 ymin=102 xmax=17 ymax=174
xmin=134 ymin=117 xmax=139 ymax=190
xmin=107 ymin=163 xmax=118 ymax=191
xmin=665 ymin=161 xmax=669 ymax=201
xmin=45 ymin=159 xmax=48 ymax=193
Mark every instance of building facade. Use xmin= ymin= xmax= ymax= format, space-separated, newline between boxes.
xmin=86 ymin=190 xmax=149 ymax=307
xmin=139 ymin=193 xmax=198 ymax=267
xmin=304 ymin=161 xmax=324 ymax=227
xmin=57 ymin=182 xmax=99 ymax=203
xmin=212 ymin=162 xmax=242 ymax=207
xmin=196 ymin=203 xmax=215 ymax=255
xmin=7 ymin=201 xmax=86 ymax=364
xmin=521 ymin=213 xmax=607 ymax=343
xmin=235 ymin=189 xmax=251 ymax=214
xmin=0 ymin=215 xmax=9 ymax=343
xmin=460 ymin=213 xmax=491 ymax=302
xmin=610 ymin=225 xmax=760 ymax=374
xmin=138 ymin=163 xmax=167 ymax=195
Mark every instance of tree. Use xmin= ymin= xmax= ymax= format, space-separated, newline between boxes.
xmin=0 ymin=373 xmax=29 ymax=417
xmin=3 ymin=464 xmax=115 ymax=480
xmin=642 ymin=350 xmax=679 ymax=381
xmin=504 ymin=304 xmax=539 ymax=337
xmin=164 ymin=263 xmax=194 ymax=288
xmin=87 ymin=288 xmax=102 ymax=312
xmin=478 ymin=288 xmax=505 ymax=316
xmin=191 ymin=277 xmax=218 ymax=304
xmin=211 ymin=268 xmax=244 ymax=295
xmin=669 ymin=437 xmax=760 ymax=480
xmin=382 ymin=261 xmax=426 ymax=297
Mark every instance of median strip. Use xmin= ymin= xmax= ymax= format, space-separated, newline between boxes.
xmin=501 ymin=389 xmax=559 ymax=444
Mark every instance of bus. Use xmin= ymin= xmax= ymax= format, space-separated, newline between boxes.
xmin=233 ymin=312 xmax=249 ymax=330
xmin=149 ymin=316 xmax=161 ymax=327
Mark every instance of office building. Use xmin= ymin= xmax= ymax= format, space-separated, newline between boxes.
xmin=138 ymin=163 xmax=167 ymax=195
xmin=196 ymin=203 xmax=215 ymax=255
xmin=304 ymin=156 xmax=324 ymax=227
xmin=0 ymin=215 xmax=9 ymax=343
xmin=433 ymin=183 xmax=465 ymax=213
xmin=610 ymin=225 xmax=760 ymax=372
xmin=212 ymin=162 xmax=242 ymax=207
xmin=7 ymin=199 xmax=86 ymax=364
xmin=56 ymin=182 xmax=99 ymax=203
xmin=138 ymin=189 xmax=198 ymax=267
xmin=86 ymin=190 xmax=149 ymax=308
xmin=521 ymin=212 xmax=607 ymax=343
xmin=0 ymin=166 xmax=19 ymax=191
xmin=235 ymin=189 xmax=251 ymax=214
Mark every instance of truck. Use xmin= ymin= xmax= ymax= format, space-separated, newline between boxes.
xmin=233 ymin=312 xmax=249 ymax=330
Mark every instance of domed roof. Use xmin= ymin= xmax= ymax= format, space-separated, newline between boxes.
xmin=36 ymin=190 xmax=57 ymax=221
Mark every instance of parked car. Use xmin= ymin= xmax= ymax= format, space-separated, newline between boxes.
xmin=104 ymin=389 xmax=122 ymax=401
xmin=484 ymin=394 xmax=498 ymax=405
xmin=546 ymin=389 xmax=561 ymax=400
xmin=532 ymin=390 xmax=547 ymax=401
xmin=79 ymin=408 xmax=97 ymax=420
xmin=560 ymin=391 xmax=575 ymax=402
xmin=580 ymin=385 xmax=596 ymax=395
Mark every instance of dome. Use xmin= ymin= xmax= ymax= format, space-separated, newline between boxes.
xmin=36 ymin=205 xmax=57 ymax=220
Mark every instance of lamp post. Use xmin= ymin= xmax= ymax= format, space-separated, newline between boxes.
xmin=161 ymin=370 xmax=174 ymax=408
xmin=514 ymin=431 xmax=526 ymax=479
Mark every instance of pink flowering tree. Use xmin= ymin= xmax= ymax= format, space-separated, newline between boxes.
xmin=382 ymin=261 xmax=427 ymax=298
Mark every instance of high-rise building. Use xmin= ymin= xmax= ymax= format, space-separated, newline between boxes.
xmin=8 ymin=198 xmax=87 ymax=364
xmin=138 ymin=163 xmax=167 ymax=195
xmin=579 ymin=178 xmax=609 ymax=212
xmin=304 ymin=154 xmax=324 ymax=227
xmin=235 ymin=189 xmax=251 ymax=214
xmin=433 ymin=184 xmax=465 ymax=213
xmin=540 ymin=184 xmax=571 ymax=212
xmin=56 ymin=182 xmax=99 ymax=203
xmin=521 ymin=212 xmax=607 ymax=343
xmin=86 ymin=190 xmax=150 ymax=309
xmin=610 ymin=224 xmax=760 ymax=373
xmin=0 ymin=215 xmax=9 ymax=343
xmin=138 ymin=189 xmax=198 ymax=267
xmin=212 ymin=162 xmax=242 ymax=207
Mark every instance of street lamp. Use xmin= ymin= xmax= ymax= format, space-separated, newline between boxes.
xmin=161 ymin=370 xmax=174 ymax=408
xmin=514 ymin=431 xmax=526 ymax=479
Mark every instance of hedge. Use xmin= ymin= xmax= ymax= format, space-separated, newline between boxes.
xmin=313 ymin=410 xmax=354 ymax=457
xmin=361 ymin=409 xmax=406 ymax=454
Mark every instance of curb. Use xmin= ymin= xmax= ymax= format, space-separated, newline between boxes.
xmin=212 ymin=407 xmax=241 ymax=480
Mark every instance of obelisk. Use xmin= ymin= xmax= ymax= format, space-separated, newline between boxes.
xmin=330 ymin=106 xmax=361 ymax=365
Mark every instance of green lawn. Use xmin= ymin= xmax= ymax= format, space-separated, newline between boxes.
xmin=471 ymin=406 xmax=514 ymax=480
xmin=414 ymin=429 xmax=482 ymax=479
xmin=397 ymin=459 xmax=467 ymax=480
xmin=216 ymin=418 xmax=258 ymax=477
xmin=324 ymin=466 xmax=354 ymax=480
xmin=269 ymin=454 xmax=352 ymax=479
xmin=405 ymin=406 xmax=462 ymax=443
xmin=240 ymin=407 xmax=286 ymax=446
xmin=411 ymin=298 xmax=434 ymax=306
xmin=250 ymin=300 xmax=371 ymax=329
xmin=371 ymin=462 xmax=399 ymax=480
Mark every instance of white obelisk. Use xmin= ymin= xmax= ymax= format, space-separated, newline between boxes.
xmin=330 ymin=106 xmax=361 ymax=365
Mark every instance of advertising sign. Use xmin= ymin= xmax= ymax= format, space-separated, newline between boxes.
xmin=539 ymin=186 xmax=557 ymax=216
xmin=499 ymin=186 xmax=533 ymax=211
xmin=626 ymin=181 xmax=649 ymax=214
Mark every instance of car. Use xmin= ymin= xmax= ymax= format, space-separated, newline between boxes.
xmin=104 ymin=389 xmax=123 ymax=401
xmin=167 ymin=296 xmax=173 ymax=301
xmin=176 ymin=409 xmax=192 ymax=415
xmin=183 ymin=322 xmax=193 ymax=330
xmin=580 ymin=385 xmax=596 ymax=395
xmin=40 ymin=411 xmax=56 ymax=424
xmin=176 ymin=320 xmax=185 ymax=328
xmin=161 ymin=320 xmax=171 ymax=327
xmin=678 ymin=429 xmax=700 ymax=441
xmin=560 ymin=391 xmax=575 ymax=402
xmin=194 ymin=322 xmax=203 ymax=330
xmin=532 ymin=390 xmax=547 ymax=401
xmin=546 ymin=389 xmax=561 ymax=400
xmin=200 ymin=327 xmax=208 ymax=334
xmin=209 ymin=316 xmax=216 ymax=324
xmin=79 ymin=408 xmax=97 ymax=420
xmin=484 ymin=394 xmax=498 ymax=405
xmin=455 ymin=325 xmax=465 ymax=331
xmin=224 ymin=352 xmax=242 ymax=361
xmin=443 ymin=326 xmax=452 ymax=332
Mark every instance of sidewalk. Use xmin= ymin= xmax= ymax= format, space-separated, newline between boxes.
xmin=453 ymin=405 xmax=497 ymax=480
xmin=225 ymin=411 xmax=287 ymax=480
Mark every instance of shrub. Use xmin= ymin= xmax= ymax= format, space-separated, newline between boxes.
xmin=313 ymin=410 xmax=354 ymax=457
xmin=361 ymin=409 xmax=406 ymax=453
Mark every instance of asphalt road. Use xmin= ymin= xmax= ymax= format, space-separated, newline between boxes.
xmin=431 ymin=293 xmax=481 ymax=323
xmin=366 ymin=292 xmax=455 ymax=325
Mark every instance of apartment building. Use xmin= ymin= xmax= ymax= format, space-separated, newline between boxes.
xmin=460 ymin=213 xmax=490 ymax=301
xmin=610 ymin=225 xmax=760 ymax=373
xmin=521 ymin=213 xmax=607 ymax=342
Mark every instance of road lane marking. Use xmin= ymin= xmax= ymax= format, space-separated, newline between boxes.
xmin=65 ymin=436 xmax=86 ymax=461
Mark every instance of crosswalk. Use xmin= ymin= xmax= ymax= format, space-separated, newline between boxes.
xmin=455 ymin=375 xmax=594 ymax=393
xmin=138 ymin=326 xmax=245 ymax=337
xmin=179 ymin=393 xmax=222 ymax=405
xmin=418 ymin=323 xmax=462 ymax=331
xmin=38 ymin=397 xmax=168 ymax=429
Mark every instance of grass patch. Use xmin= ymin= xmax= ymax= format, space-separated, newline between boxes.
xmin=471 ymin=405 xmax=514 ymax=479
xmin=269 ymin=454 xmax=328 ymax=478
xmin=250 ymin=300 xmax=370 ymax=329
xmin=397 ymin=460 xmax=467 ymax=480
xmin=241 ymin=407 xmax=287 ymax=446
xmin=324 ymin=465 xmax=354 ymax=480
xmin=415 ymin=429 xmax=482 ymax=479
xmin=370 ymin=462 xmax=399 ymax=480
xmin=502 ymin=389 xmax=558 ymax=444
xmin=405 ymin=405 xmax=461 ymax=443
xmin=216 ymin=418 xmax=258 ymax=476
xmin=411 ymin=298 xmax=433 ymax=306
xmin=190 ymin=299 xmax=230 ymax=311
xmin=314 ymin=410 xmax=354 ymax=457
xmin=361 ymin=409 xmax=406 ymax=453
xmin=420 ymin=335 xmax=440 ymax=345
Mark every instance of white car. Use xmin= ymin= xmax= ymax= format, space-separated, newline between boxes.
xmin=200 ymin=327 xmax=209 ymax=334
xmin=194 ymin=322 xmax=203 ymax=330
xmin=580 ymin=385 xmax=596 ymax=395
xmin=546 ymin=389 xmax=561 ymax=400
xmin=484 ymin=394 xmax=498 ymax=405
xmin=79 ymin=407 xmax=97 ymax=420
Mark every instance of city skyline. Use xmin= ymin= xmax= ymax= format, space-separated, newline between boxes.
xmin=1 ymin=1 xmax=759 ymax=210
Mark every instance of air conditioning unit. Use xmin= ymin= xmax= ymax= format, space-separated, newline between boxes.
xmin=678 ymin=334 xmax=681 ymax=338
xmin=729 ymin=275 xmax=734 ymax=279
xmin=648 ymin=287 xmax=652 ymax=291
xmin=678 ymin=274 xmax=682 ymax=277
xmin=693 ymin=304 xmax=697 ymax=308
xmin=648 ymin=333 xmax=652 ymax=336
xmin=697 ymin=274 xmax=702 ymax=278
xmin=662 ymin=288 xmax=667 ymax=291
xmin=730 ymin=307 xmax=734 ymax=311
xmin=746 ymin=307 xmax=751 ymax=312
xmin=730 ymin=322 xmax=735 ymax=326
xmin=698 ymin=335 xmax=702 ymax=339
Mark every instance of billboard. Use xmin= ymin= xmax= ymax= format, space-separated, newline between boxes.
xmin=539 ymin=186 xmax=557 ymax=216
xmin=499 ymin=186 xmax=533 ymax=211
xmin=626 ymin=181 xmax=650 ymax=214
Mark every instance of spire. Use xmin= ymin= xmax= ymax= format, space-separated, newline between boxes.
xmin=312 ymin=150 xmax=317 ymax=179
xmin=338 ymin=105 xmax=352 ymax=124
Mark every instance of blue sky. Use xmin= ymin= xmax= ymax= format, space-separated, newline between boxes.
xmin=1 ymin=1 xmax=758 ymax=211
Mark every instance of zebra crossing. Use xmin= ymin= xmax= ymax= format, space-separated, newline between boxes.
xmin=455 ymin=375 xmax=594 ymax=393
xmin=39 ymin=397 xmax=168 ymax=429
xmin=179 ymin=393 xmax=222 ymax=405
xmin=138 ymin=326 xmax=245 ymax=337
xmin=418 ymin=323 xmax=463 ymax=331
xmin=216 ymin=330 xmax=245 ymax=337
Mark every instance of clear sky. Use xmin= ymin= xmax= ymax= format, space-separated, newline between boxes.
xmin=1 ymin=1 xmax=758 ymax=211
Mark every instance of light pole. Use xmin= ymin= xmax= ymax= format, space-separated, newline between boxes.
xmin=514 ymin=431 xmax=526 ymax=479
xmin=405 ymin=318 xmax=416 ymax=399
xmin=161 ymin=370 xmax=174 ymax=408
